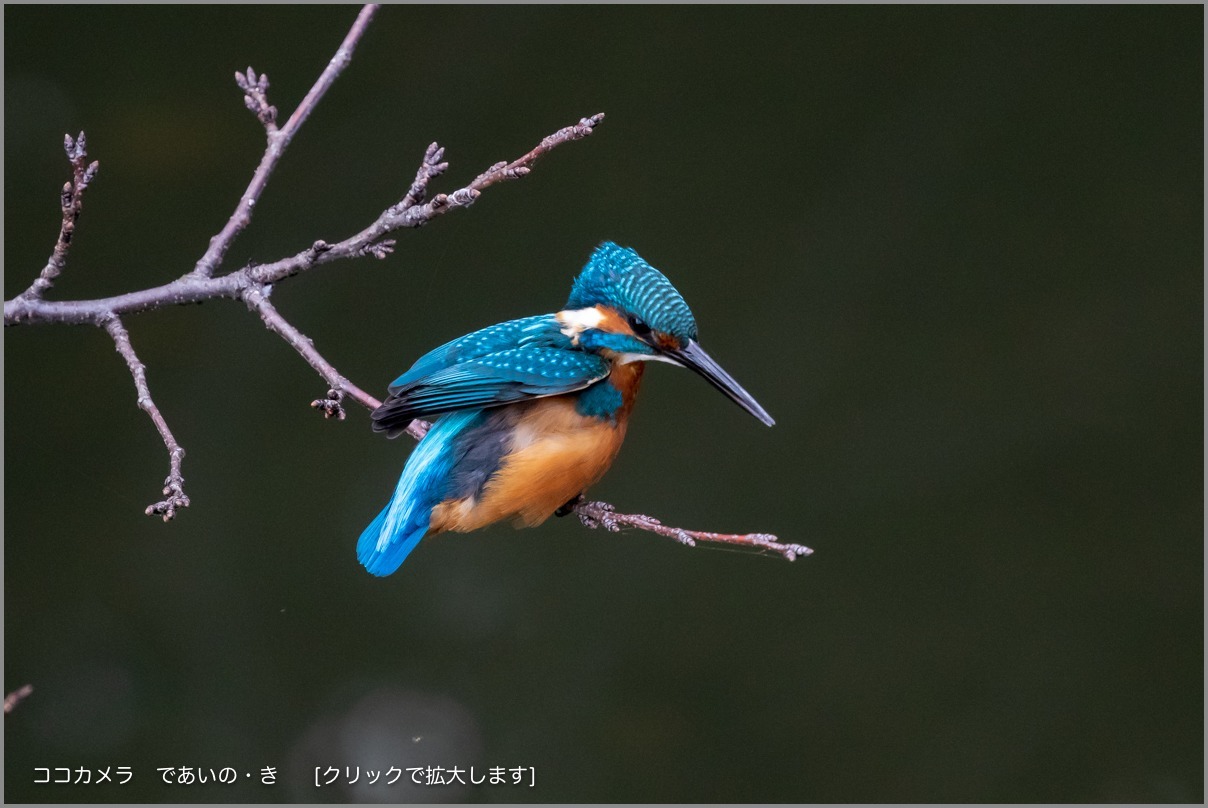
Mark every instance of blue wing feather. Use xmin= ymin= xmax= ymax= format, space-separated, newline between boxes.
xmin=390 ymin=314 xmax=570 ymax=392
xmin=373 ymin=317 xmax=607 ymax=432
xmin=374 ymin=348 xmax=608 ymax=428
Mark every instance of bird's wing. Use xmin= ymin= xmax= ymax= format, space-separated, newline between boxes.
xmin=372 ymin=347 xmax=609 ymax=432
xmin=388 ymin=314 xmax=570 ymax=393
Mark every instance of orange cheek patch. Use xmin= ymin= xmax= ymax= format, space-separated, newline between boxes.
xmin=595 ymin=306 xmax=633 ymax=336
xmin=653 ymin=331 xmax=682 ymax=351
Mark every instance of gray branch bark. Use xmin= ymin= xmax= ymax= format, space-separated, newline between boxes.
xmin=103 ymin=317 xmax=190 ymax=520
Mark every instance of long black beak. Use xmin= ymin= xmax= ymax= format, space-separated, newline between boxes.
xmin=666 ymin=339 xmax=775 ymax=426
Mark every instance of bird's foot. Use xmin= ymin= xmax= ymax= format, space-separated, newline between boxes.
xmin=311 ymin=388 xmax=347 ymax=420
xmin=576 ymin=500 xmax=620 ymax=532
xmin=671 ymin=529 xmax=697 ymax=547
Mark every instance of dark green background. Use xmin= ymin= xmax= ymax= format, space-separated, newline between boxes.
xmin=4 ymin=5 xmax=1202 ymax=803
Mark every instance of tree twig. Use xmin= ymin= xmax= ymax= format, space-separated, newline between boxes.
xmin=242 ymin=284 xmax=380 ymax=413
xmin=3 ymin=685 xmax=33 ymax=714
xmin=240 ymin=284 xmax=433 ymax=438
xmin=190 ymin=3 xmax=379 ymax=279
xmin=466 ymin=114 xmax=605 ymax=194
xmin=103 ymin=317 xmax=190 ymax=520
xmin=18 ymin=133 xmax=99 ymax=301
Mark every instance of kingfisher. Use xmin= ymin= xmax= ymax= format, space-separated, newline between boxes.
xmin=357 ymin=242 xmax=774 ymax=576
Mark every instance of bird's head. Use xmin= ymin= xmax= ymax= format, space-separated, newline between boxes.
xmin=559 ymin=242 xmax=774 ymax=426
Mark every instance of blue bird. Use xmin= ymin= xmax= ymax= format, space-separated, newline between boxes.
xmin=357 ymin=242 xmax=774 ymax=575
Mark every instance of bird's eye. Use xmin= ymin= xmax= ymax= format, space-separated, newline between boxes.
xmin=628 ymin=316 xmax=652 ymax=338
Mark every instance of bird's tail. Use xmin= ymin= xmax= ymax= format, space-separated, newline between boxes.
xmin=357 ymin=410 xmax=483 ymax=576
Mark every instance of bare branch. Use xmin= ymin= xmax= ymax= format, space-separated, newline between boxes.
xmin=4 ymin=684 xmax=33 ymax=714
xmin=18 ymin=132 xmax=99 ymax=301
xmin=278 ymin=4 xmax=378 ymax=137
xmin=373 ymin=113 xmax=607 ymax=234
xmin=4 ymin=113 xmax=603 ymax=329
xmin=103 ymin=317 xmax=190 ymax=521
xmin=242 ymin=284 xmax=434 ymax=438
xmin=573 ymin=500 xmax=811 ymax=561
xmin=190 ymin=3 xmax=379 ymax=279
xmin=469 ymin=113 xmax=606 ymax=192
xmin=242 ymin=285 xmax=378 ymax=412
xmin=243 ymin=114 xmax=602 ymax=283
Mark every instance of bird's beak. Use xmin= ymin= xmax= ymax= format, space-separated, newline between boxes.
xmin=665 ymin=339 xmax=775 ymax=426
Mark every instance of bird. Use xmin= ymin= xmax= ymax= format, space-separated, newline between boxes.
xmin=357 ymin=242 xmax=774 ymax=576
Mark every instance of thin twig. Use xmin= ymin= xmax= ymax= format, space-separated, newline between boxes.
xmin=573 ymin=500 xmax=810 ymax=561
xmin=468 ymin=114 xmax=605 ymax=193
xmin=242 ymin=284 xmax=380 ymax=411
xmin=19 ymin=133 xmax=99 ymax=301
xmin=190 ymin=3 xmax=379 ymax=279
xmin=103 ymin=316 xmax=190 ymax=520
xmin=400 ymin=142 xmax=449 ymax=209
xmin=359 ymin=113 xmax=607 ymax=240
xmin=242 ymin=284 xmax=432 ymax=439
xmin=278 ymin=4 xmax=377 ymax=137
xmin=4 ymin=685 xmax=33 ymax=714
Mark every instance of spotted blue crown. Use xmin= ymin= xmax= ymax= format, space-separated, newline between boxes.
xmin=567 ymin=242 xmax=698 ymax=341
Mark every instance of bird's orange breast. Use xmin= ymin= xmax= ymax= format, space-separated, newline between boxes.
xmin=430 ymin=361 xmax=644 ymax=533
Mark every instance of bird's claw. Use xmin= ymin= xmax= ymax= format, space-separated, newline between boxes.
xmin=783 ymin=542 xmax=814 ymax=561
xmin=576 ymin=501 xmax=620 ymax=532
xmin=672 ymin=529 xmax=696 ymax=547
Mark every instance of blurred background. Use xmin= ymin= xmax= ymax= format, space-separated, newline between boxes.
xmin=4 ymin=5 xmax=1202 ymax=803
